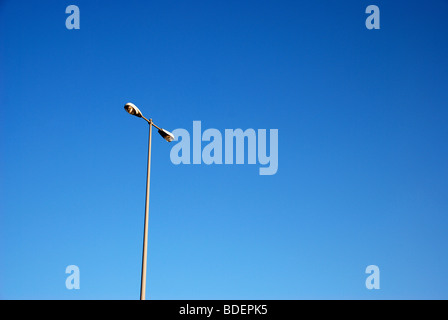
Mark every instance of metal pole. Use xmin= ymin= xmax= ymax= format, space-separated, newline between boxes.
xmin=140 ymin=119 xmax=152 ymax=300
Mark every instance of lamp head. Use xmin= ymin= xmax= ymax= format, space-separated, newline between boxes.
xmin=124 ymin=102 xmax=143 ymax=118
xmin=158 ymin=128 xmax=175 ymax=142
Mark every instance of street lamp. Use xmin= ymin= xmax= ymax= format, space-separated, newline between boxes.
xmin=124 ymin=102 xmax=175 ymax=300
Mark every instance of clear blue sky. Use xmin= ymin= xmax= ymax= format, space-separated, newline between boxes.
xmin=1 ymin=0 xmax=447 ymax=299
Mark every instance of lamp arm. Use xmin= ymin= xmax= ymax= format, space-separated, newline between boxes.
xmin=141 ymin=115 xmax=162 ymax=131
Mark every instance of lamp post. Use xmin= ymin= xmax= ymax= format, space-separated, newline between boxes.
xmin=124 ymin=102 xmax=175 ymax=300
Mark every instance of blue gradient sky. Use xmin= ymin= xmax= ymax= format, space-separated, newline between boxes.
xmin=1 ymin=0 xmax=448 ymax=299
